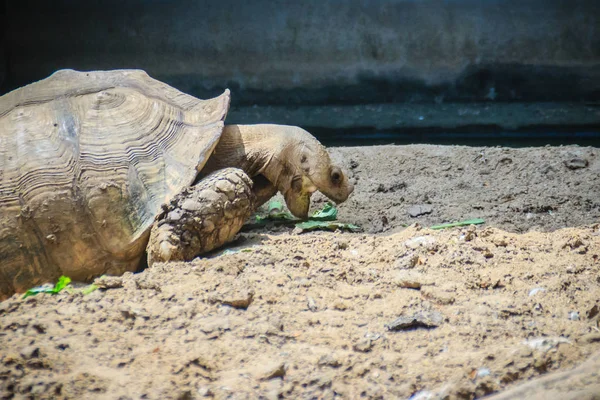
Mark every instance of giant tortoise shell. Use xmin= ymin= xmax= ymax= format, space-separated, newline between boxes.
xmin=0 ymin=69 xmax=354 ymax=299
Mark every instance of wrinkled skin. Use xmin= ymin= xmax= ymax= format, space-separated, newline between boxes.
xmin=202 ymin=124 xmax=354 ymax=219
xmin=148 ymin=168 xmax=255 ymax=265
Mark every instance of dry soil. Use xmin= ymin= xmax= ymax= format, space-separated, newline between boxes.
xmin=1 ymin=144 xmax=599 ymax=400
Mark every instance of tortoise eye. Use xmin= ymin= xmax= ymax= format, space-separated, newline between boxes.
xmin=331 ymin=167 xmax=342 ymax=184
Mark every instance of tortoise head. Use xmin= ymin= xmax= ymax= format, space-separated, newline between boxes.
xmin=278 ymin=126 xmax=354 ymax=219
xmin=207 ymin=124 xmax=354 ymax=220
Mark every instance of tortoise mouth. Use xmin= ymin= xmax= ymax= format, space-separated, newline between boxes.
xmin=321 ymin=182 xmax=354 ymax=204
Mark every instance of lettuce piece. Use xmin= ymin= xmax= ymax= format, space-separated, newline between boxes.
xmin=294 ymin=221 xmax=361 ymax=233
xmin=430 ymin=218 xmax=485 ymax=230
xmin=23 ymin=276 xmax=72 ymax=299
xmin=310 ymin=202 xmax=338 ymax=221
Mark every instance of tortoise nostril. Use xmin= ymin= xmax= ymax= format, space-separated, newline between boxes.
xmin=331 ymin=167 xmax=342 ymax=184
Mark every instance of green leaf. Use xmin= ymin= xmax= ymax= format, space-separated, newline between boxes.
xmin=255 ymin=200 xmax=295 ymax=222
xmin=251 ymin=201 xmax=357 ymax=234
xmin=430 ymin=218 xmax=485 ymax=230
xmin=54 ymin=276 xmax=71 ymax=292
xmin=294 ymin=221 xmax=361 ymax=233
xmin=23 ymin=275 xmax=72 ymax=299
xmin=81 ymin=284 xmax=98 ymax=295
xmin=267 ymin=200 xmax=284 ymax=214
xmin=220 ymin=248 xmax=254 ymax=256
xmin=310 ymin=202 xmax=338 ymax=221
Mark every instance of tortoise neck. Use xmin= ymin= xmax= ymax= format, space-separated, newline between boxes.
xmin=203 ymin=124 xmax=285 ymax=184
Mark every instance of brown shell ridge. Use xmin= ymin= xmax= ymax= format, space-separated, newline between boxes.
xmin=0 ymin=70 xmax=231 ymax=290
xmin=0 ymin=69 xmax=228 ymax=118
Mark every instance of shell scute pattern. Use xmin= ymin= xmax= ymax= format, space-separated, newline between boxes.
xmin=0 ymin=70 xmax=230 ymax=297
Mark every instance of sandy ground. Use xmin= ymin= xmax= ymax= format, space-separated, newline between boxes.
xmin=1 ymin=144 xmax=600 ymax=399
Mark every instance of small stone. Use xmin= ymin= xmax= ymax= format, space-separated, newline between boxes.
xmin=93 ymin=275 xmax=124 ymax=289
xmin=528 ymin=287 xmax=546 ymax=297
xmin=385 ymin=311 xmax=443 ymax=331
xmin=317 ymin=354 xmax=342 ymax=368
xmin=404 ymin=236 xmax=436 ymax=249
xmin=395 ymin=271 xmax=425 ymax=289
xmin=212 ymin=289 xmax=254 ymax=309
xmin=476 ymin=367 xmax=491 ymax=378
xmin=397 ymin=280 xmax=421 ymax=289
xmin=20 ymin=346 xmax=40 ymax=360
xmin=407 ymin=205 xmax=433 ymax=217
xmin=395 ymin=255 xmax=421 ymax=269
xmin=564 ymin=158 xmax=588 ymax=170
xmin=569 ymin=311 xmax=580 ymax=321
xmin=353 ymin=339 xmax=373 ymax=353
xmin=298 ymin=278 xmax=311 ymax=287
xmin=197 ymin=387 xmax=213 ymax=397
xmin=307 ymin=296 xmax=318 ymax=312
xmin=524 ymin=337 xmax=571 ymax=352
xmin=255 ymin=361 xmax=286 ymax=381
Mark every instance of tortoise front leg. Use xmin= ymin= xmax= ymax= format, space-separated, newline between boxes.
xmin=147 ymin=168 xmax=255 ymax=266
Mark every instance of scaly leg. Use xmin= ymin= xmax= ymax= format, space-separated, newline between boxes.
xmin=147 ymin=168 xmax=255 ymax=265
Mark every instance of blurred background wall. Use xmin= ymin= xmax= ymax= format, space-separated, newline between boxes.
xmin=2 ymin=0 xmax=599 ymax=104
xmin=1 ymin=0 xmax=599 ymax=145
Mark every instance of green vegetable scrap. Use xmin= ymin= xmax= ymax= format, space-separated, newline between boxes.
xmin=23 ymin=275 xmax=72 ymax=299
xmin=295 ymin=221 xmax=361 ymax=233
xmin=81 ymin=284 xmax=99 ymax=295
xmin=220 ymin=248 xmax=254 ymax=256
xmin=430 ymin=218 xmax=485 ymax=230
xmin=251 ymin=200 xmax=360 ymax=233
xmin=309 ymin=202 xmax=338 ymax=221
xmin=255 ymin=200 xmax=295 ymax=222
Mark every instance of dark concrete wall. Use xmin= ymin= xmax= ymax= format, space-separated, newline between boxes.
xmin=2 ymin=0 xmax=600 ymax=104
xmin=0 ymin=0 xmax=6 ymax=90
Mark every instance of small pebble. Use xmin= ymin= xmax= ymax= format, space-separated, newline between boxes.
xmin=352 ymin=339 xmax=373 ymax=353
xmin=307 ymin=296 xmax=318 ymax=312
xmin=385 ymin=311 xmax=443 ymax=331
xmin=569 ymin=311 xmax=580 ymax=321
xmin=20 ymin=346 xmax=40 ymax=360
xmin=407 ymin=205 xmax=433 ymax=218
xmin=528 ymin=287 xmax=546 ymax=297
xmin=255 ymin=361 xmax=286 ymax=381
xmin=404 ymin=236 xmax=436 ymax=249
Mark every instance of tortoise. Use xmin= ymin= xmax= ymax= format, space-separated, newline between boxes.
xmin=0 ymin=69 xmax=354 ymax=299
